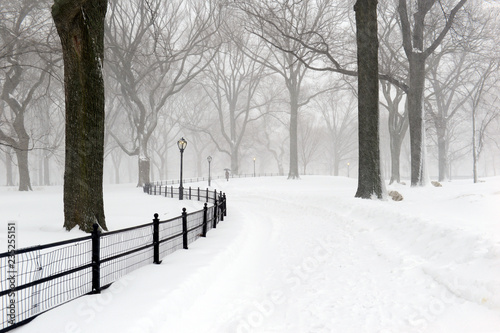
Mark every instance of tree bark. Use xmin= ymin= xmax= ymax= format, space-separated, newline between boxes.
xmin=354 ymin=0 xmax=383 ymax=199
xmin=43 ymin=153 xmax=51 ymax=186
xmin=5 ymin=149 xmax=14 ymax=186
xmin=15 ymin=147 xmax=32 ymax=191
xmin=52 ymin=0 xmax=108 ymax=232
xmin=288 ymin=88 xmax=300 ymax=179
xmin=407 ymin=54 xmax=426 ymax=186
xmin=138 ymin=157 xmax=150 ymax=187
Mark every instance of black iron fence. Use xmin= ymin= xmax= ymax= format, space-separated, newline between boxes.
xmin=149 ymin=172 xmax=281 ymax=187
xmin=0 ymin=187 xmax=226 ymax=332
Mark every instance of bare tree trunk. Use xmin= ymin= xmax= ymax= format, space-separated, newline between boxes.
xmin=408 ymin=55 xmax=426 ymax=186
xmin=5 ymin=149 xmax=14 ymax=186
xmin=389 ymin=135 xmax=403 ymax=184
xmin=354 ymin=0 xmax=383 ymax=199
xmin=230 ymin=148 xmax=239 ymax=175
xmin=288 ymin=91 xmax=300 ymax=179
xmin=138 ymin=156 xmax=150 ymax=187
xmin=44 ymin=153 xmax=51 ymax=186
xmin=15 ymin=148 xmax=31 ymax=191
xmin=436 ymin=127 xmax=448 ymax=182
xmin=398 ymin=0 xmax=467 ymax=186
xmin=472 ymin=106 xmax=478 ymax=183
xmin=52 ymin=0 xmax=108 ymax=232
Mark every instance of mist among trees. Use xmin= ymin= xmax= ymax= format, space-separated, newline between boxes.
xmin=1 ymin=0 xmax=500 ymax=228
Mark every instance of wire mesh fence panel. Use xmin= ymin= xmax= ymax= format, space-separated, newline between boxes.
xmin=206 ymin=206 xmax=215 ymax=233
xmin=100 ymin=225 xmax=153 ymax=261
xmin=186 ymin=211 xmax=204 ymax=245
xmin=0 ymin=240 xmax=92 ymax=330
xmin=0 ymin=185 xmax=227 ymax=332
xmin=158 ymin=217 xmax=184 ymax=258
xmin=21 ymin=267 xmax=91 ymax=317
xmin=99 ymin=225 xmax=154 ymax=287
xmin=100 ymin=247 xmax=153 ymax=287
xmin=159 ymin=236 xmax=184 ymax=259
xmin=159 ymin=217 xmax=183 ymax=240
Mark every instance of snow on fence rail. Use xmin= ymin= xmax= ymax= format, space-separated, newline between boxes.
xmin=0 ymin=187 xmax=227 ymax=332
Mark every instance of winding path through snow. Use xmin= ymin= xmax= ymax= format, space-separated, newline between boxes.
xmin=13 ymin=176 xmax=500 ymax=333
xmin=156 ymin=176 xmax=500 ymax=333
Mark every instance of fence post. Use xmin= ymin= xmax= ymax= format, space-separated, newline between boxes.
xmin=223 ymin=193 xmax=227 ymax=216
xmin=153 ymin=213 xmax=161 ymax=264
xmin=213 ymin=197 xmax=218 ymax=229
xmin=197 ymin=187 xmax=200 ymax=201
xmin=182 ymin=208 xmax=188 ymax=249
xmin=202 ymin=203 xmax=208 ymax=237
xmin=91 ymin=223 xmax=101 ymax=294
xmin=171 ymin=186 xmax=173 ymax=198
xmin=189 ymin=187 xmax=192 ymax=200
xmin=219 ymin=193 xmax=224 ymax=222
xmin=206 ymin=188 xmax=209 ymax=202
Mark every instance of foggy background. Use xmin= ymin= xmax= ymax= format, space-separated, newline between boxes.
xmin=1 ymin=0 xmax=499 ymax=188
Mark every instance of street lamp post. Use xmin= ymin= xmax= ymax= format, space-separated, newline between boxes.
xmin=347 ymin=162 xmax=350 ymax=178
xmin=207 ymin=156 xmax=212 ymax=187
xmin=253 ymin=157 xmax=256 ymax=177
xmin=177 ymin=137 xmax=187 ymax=200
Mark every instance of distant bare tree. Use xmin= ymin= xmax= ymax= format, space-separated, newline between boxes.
xmin=234 ymin=0 xmax=332 ymax=179
xmin=105 ymin=0 xmax=219 ymax=186
xmin=298 ymin=113 xmax=323 ymax=175
xmin=380 ymin=81 xmax=408 ymax=184
xmin=467 ymin=60 xmax=499 ymax=183
xmin=0 ymin=0 xmax=55 ymax=191
xmin=197 ymin=23 xmax=268 ymax=175
xmin=315 ymin=88 xmax=357 ymax=176
xmin=398 ymin=0 xmax=467 ymax=185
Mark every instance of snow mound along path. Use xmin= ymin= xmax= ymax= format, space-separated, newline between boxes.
xmin=331 ymin=183 xmax=500 ymax=312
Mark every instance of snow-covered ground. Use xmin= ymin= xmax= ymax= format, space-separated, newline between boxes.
xmin=1 ymin=176 xmax=500 ymax=333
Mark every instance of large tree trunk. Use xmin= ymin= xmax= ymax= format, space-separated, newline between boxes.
xmin=333 ymin=151 xmax=340 ymax=176
xmin=436 ymin=124 xmax=449 ymax=182
xmin=138 ymin=156 xmax=150 ymax=187
xmin=52 ymin=0 xmax=108 ymax=232
xmin=354 ymin=0 xmax=383 ymax=199
xmin=230 ymin=147 xmax=239 ymax=175
xmin=389 ymin=135 xmax=403 ymax=185
xmin=288 ymin=91 xmax=300 ymax=179
xmin=399 ymin=0 xmax=466 ymax=186
xmin=5 ymin=149 xmax=14 ymax=186
xmin=15 ymin=147 xmax=32 ymax=191
xmin=408 ymin=55 xmax=426 ymax=186
xmin=43 ymin=153 xmax=51 ymax=186
xmin=472 ymin=108 xmax=478 ymax=183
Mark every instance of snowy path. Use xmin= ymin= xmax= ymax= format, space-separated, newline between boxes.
xmin=12 ymin=176 xmax=500 ymax=333
xmin=157 ymin=177 xmax=500 ymax=333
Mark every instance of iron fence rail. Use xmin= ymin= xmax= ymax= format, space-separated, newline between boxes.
xmin=0 ymin=187 xmax=227 ymax=332
xmin=149 ymin=172 xmax=281 ymax=187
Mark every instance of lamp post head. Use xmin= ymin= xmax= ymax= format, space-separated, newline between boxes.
xmin=253 ymin=157 xmax=256 ymax=161
xmin=207 ymin=156 xmax=212 ymax=163
xmin=177 ymin=137 xmax=187 ymax=152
